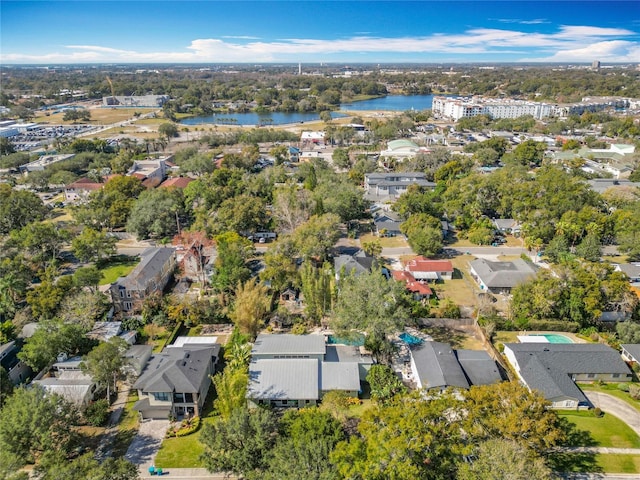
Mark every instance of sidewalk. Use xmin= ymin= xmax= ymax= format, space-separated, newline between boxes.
xmin=95 ymin=386 xmax=131 ymax=460
xmin=139 ymin=468 xmax=236 ymax=479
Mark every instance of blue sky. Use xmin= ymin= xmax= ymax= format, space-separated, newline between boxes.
xmin=1 ymin=1 xmax=639 ymax=64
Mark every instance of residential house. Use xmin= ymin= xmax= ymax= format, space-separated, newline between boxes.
xmin=102 ymin=95 xmax=169 ymax=107
xmin=88 ymin=321 xmax=122 ymax=342
xmin=587 ymin=178 xmax=640 ymax=194
xmin=133 ymin=345 xmax=220 ymax=419
xmin=0 ymin=340 xmax=31 ymax=384
xmin=127 ymin=158 xmax=169 ymax=188
xmin=493 ymin=218 xmax=522 ymax=236
xmin=469 ymin=258 xmax=537 ymax=294
xmin=300 ymin=131 xmax=325 ymax=148
xmin=247 ymin=334 xmax=372 ymax=408
xmin=373 ymin=210 xmax=403 ymax=237
xmin=175 ymin=240 xmax=216 ymax=284
xmin=334 ymin=249 xmax=376 ymax=280
xmin=364 ymin=172 xmax=436 ymax=201
xmin=410 ymin=341 xmax=502 ymax=391
xmin=33 ymin=356 xmax=97 ymax=406
xmin=124 ymin=344 xmax=153 ymax=377
xmin=64 ymin=177 xmax=104 ymax=203
xmin=615 ymin=263 xmax=640 ymax=284
xmin=391 ymin=270 xmax=432 ymax=301
xmin=503 ymin=343 xmax=632 ymax=409
xmin=379 ymin=139 xmax=422 ymax=163
xmin=404 ymin=257 xmax=454 ymax=282
xmin=621 ymin=344 xmax=640 ymax=365
xmin=159 ymin=177 xmax=194 ymax=189
xmin=109 ymin=247 xmax=176 ymax=315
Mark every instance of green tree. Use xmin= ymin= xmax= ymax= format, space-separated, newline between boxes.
xmin=200 ymin=407 xmax=278 ymax=479
xmin=457 ymin=438 xmax=553 ymax=480
xmin=0 ymin=185 xmax=46 ymax=235
xmin=292 ymin=214 xmax=341 ymax=260
xmin=400 ymin=213 xmax=443 ymax=257
xmin=126 ymin=187 xmax=187 ymax=240
xmin=617 ymin=321 xmax=640 ymax=344
xmin=18 ymin=321 xmax=94 ymax=372
xmin=158 ymin=122 xmax=179 ymax=140
xmin=366 ymin=364 xmax=406 ymax=404
xmin=58 ymin=290 xmax=110 ymax=328
xmin=299 ymin=261 xmax=334 ymax=323
xmin=81 ymin=337 xmax=130 ymax=401
xmin=213 ymin=231 xmax=253 ymax=292
xmin=229 ymin=279 xmax=271 ymax=339
xmin=0 ymin=367 xmax=13 ymax=409
xmin=0 ymin=386 xmax=79 ymax=468
xmin=264 ymin=409 xmax=344 ymax=480
xmin=575 ymin=232 xmax=602 ymax=262
xmin=71 ymin=227 xmax=117 ymax=263
xmin=35 ymin=452 xmax=138 ymax=480
xmin=0 ymin=137 xmax=16 ymax=155
xmin=215 ymin=194 xmax=268 ymax=235
xmin=9 ymin=222 xmax=70 ymax=270
xmin=332 ymin=269 xmax=409 ymax=356
xmin=270 ymin=145 xmax=289 ymax=165
xmin=509 ymin=140 xmax=547 ymax=167
xmin=212 ymin=368 xmax=249 ymax=419
xmin=73 ymin=265 xmax=104 ymax=292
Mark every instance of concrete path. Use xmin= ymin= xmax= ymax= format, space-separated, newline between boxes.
xmin=95 ymin=386 xmax=132 ymax=460
xmin=584 ymin=391 xmax=640 ymax=437
xmin=561 ymin=475 xmax=640 ymax=480
xmin=558 ymin=447 xmax=640 ymax=454
xmin=125 ymin=419 xmax=170 ymax=468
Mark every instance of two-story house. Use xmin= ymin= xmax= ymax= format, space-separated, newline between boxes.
xmin=109 ymin=247 xmax=175 ymax=315
xmin=133 ymin=344 xmax=220 ymax=419
xmin=248 ymin=334 xmax=373 ymax=408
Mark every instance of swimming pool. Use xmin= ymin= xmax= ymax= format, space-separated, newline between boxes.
xmin=399 ymin=332 xmax=423 ymax=345
xmin=529 ymin=334 xmax=574 ymax=344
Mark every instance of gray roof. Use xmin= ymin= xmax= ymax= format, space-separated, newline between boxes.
xmin=252 ymin=334 xmax=326 ymax=357
xmin=114 ymin=247 xmax=175 ymax=291
xmin=455 ymin=349 xmax=503 ymax=385
xmin=248 ymin=358 xmax=319 ymax=400
xmin=320 ymin=362 xmax=361 ymax=391
xmin=366 ymin=172 xmax=427 ymax=182
xmin=334 ymin=251 xmax=376 ymax=277
xmin=411 ymin=341 xmax=469 ymax=390
xmin=470 ymin=258 xmax=537 ymax=289
xmin=493 ymin=218 xmax=520 ymax=230
xmin=88 ymin=321 xmax=122 ymax=341
xmin=133 ymin=345 xmax=219 ymax=393
xmin=587 ymin=178 xmax=640 ymax=194
xmin=622 ymin=344 xmax=640 ymax=362
xmin=325 ymin=345 xmax=373 ymax=364
xmin=617 ymin=263 xmax=640 ymax=280
xmin=505 ymin=343 xmax=631 ymax=403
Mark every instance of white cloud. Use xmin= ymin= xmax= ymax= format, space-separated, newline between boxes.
xmin=1 ymin=25 xmax=638 ymax=63
xmin=496 ymin=18 xmax=550 ymax=25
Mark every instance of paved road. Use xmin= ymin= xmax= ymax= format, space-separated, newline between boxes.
xmin=381 ymin=246 xmax=528 ymax=257
xmin=584 ymin=391 xmax=640 ymax=437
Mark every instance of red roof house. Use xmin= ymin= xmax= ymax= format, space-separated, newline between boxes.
xmin=392 ymin=270 xmax=432 ymax=299
xmin=159 ymin=177 xmax=195 ymax=189
xmin=404 ymin=256 xmax=454 ymax=281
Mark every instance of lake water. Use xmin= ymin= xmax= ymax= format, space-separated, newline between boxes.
xmin=180 ymin=94 xmax=444 ymax=125
xmin=340 ymin=94 xmax=440 ymax=112
xmin=179 ymin=111 xmax=347 ymax=126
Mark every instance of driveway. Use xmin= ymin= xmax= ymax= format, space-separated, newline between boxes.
xmin=584 ymin=391 xmax=640 ymax=437
xmin=124 ymin=419 xmax=170 ymax=468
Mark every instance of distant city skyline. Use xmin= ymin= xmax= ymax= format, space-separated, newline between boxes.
xmin=1 ymin=1 xmax=639 ymax=64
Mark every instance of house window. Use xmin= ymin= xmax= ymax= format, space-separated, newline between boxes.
xmin=587 ymin=373 xmax=595 ymax=379
xmin=120 ymin=290 xmax=124 ymax=298
xmin=612 ymin=373 xmax=620 ymax=378
xmin=174 ymin=393 xmax=185 ymax=403
xmin=152 ymin=392 xmax=169 ymax=401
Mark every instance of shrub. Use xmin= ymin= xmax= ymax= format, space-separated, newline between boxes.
xmin=166 ymin=416 xmax=201 ymax=437
xmin=629 ymin=384 xmax=640 ymax=400
xmin=592 ymin=407 xmax=603 ymax=418
xmin=84 ymin=399 xmax=110 ymax=426
xmin=618 ymin=383 xmax=630 ymax=392
xmin=291 ymin=323 xmax=308 ymax=335
xmin=346 ymin=397 xmax=362 ymax=406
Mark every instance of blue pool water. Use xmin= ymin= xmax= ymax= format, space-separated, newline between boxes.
xmin=531 ymin=334 xmax=574 ymax=344
xmin=399 ymin=332 xmax=423 ymax=345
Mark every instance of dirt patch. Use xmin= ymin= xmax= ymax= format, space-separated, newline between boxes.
xmin=418 ymin=321 xmax=485 ymax=350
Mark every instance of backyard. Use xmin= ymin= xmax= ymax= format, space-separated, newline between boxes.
xmin=97 ymin=256 xmax=138 ymax=285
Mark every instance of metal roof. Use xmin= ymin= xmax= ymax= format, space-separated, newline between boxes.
xmin=622 ymin=344 xmax=640 ymax=362
xmin=455 ymin=349 xmax=503 ymax=386
xmin=252 ymin=334 xmax=326 ymax=356
xmin=320 ymin=362 xmax=361 ymax=391
xmin=248 ymin=358 xmax=319 ymax=400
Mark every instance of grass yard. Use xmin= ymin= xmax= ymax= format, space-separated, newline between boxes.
xmin=578 ymin=383 xmax=640 ymax=412
xmin=559 ymin=410 xmax=640 ymax=448
xmin=359 ymin=232 xmax=408 ymax=248
xmin=98 ymin=257 xmax=138 ymax=285
xmin=154 ymin=388 xmax=218 ymax=468
xmin=593 ymin=454 xmax=640 ymax=473
xmin=111 ymin=390 xmax=140 ymax=458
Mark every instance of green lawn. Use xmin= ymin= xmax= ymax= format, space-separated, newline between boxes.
xmin=98 ymin=257 xmax=138 ymax=285
xmin=559 ymin=410 xmax=640 ymax=448
xmin=578 ymin=383 xmax=640 ymax=412
xmin=154 ymin=388 xmax=218 ymax=468
xmin=594 ymin=454 xmax=640 ymax=473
